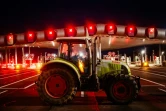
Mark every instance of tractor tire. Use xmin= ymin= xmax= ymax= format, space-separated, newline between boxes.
xmin=36 ymin=67 xmax=77 ymax=105
xmin=105 ymin=74 xmax=138 ymax=105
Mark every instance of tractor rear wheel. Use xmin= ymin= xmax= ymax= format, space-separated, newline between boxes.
xmin=105 ymin=74 xmax=138 ymax=104
xmin=36 ymin=68 xmax=77 ymax=105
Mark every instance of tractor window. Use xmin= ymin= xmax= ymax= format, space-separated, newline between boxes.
xmin=59 ymin=41 xmax=89 ymax=74
xmin=71 ymin=44 xmax=87 ymax=59
xmin=71 ymin=43 xmax=88 ymax=74
xmin=61 ymin=44 xmax=68 ymax=57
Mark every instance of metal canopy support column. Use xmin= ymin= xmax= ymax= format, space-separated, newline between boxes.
xmin=22 ymin=47 xmax=24 ymax=64
xmin=159 ymin=44 xmax=161 ymax=65
xmin=8 ymin=49 xmax=10 ymax=64
xmin=15 ymin=47 xmax=17 ymax=65
xmin=145 ymin=47 xmax=147 ymax=62
xmin=5 ymin=47 xmax=8 ymax=68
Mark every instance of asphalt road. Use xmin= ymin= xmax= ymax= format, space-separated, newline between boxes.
xmin=0 ymin=67 xmax=166 ymax=111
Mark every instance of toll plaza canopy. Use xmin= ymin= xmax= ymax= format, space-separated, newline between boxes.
xmin=0 ymin=24 xmax=166 ymax=50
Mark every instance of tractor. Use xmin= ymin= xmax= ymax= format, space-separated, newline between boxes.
xmin=35 ymin=36 xmax=141 ymax=105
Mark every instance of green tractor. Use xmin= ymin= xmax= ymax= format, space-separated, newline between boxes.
xmin=36 ymin=36 xmax=141 ymax=105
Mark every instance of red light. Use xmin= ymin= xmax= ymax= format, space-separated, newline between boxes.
xmin=109 ymin=26 xmax=113 ymax=29
xmin=29 ymin=33 xmax=33 ymax=37
xmin=105 ymin=24 xmax=117 ymax=35
xmin=87 ymin=24 xmax=97 ymax=36
xmin=146 ymin=27 xmax=157 ymax=38
xmin=149 ymin=28 xmax=154 ymax=33
xmin=49 ymin=31 xmax=53 ymax=35
xmin=65 ymin=27 xmax=77 ymax=37
xmin=8 ymin=36 xmax=12 ymax=39
xmin=89 ymin=26 xmax=93 ymax=30
xmin=25 ymin=31 xmax=36 ymax=43
xmin=6 ymin=33 xmax=14 ymax=45
xmin=45 ymin=29 xmax=56 ymax=41
xmin=125 ymin=26 xmax=137 ymax=37
xmin=69 ymin=29 xmax=73 ymax=32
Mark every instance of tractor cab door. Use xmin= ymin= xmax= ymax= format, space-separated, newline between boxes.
xmin=58 ymin=40 xmax=91 ymax=76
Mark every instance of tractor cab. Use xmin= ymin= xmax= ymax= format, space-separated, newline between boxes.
xmin=56 ymin=37 xmax=92 ymax=75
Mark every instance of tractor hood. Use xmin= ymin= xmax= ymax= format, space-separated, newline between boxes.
xmin=97 ymin=59 xmax=131 ymax=77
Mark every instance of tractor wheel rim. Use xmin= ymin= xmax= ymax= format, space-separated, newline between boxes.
xmin=45 ymin=74 xmax=68 ymax=98
xmin=112 ymin=81 xmax=131 ymax=100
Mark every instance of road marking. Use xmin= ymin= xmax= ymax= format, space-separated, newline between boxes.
xmin=0 ymin=71 xmax=36 ymax=79
xmin=140 ymin=78 xmax=165 ymax=87
xmin=131 ymin=69 xmax=166 ymax=78
xmin=0 ymin=90 xmax=8 ymax=95
xmin=24 ymin=83 xmax=35 ymax=89
xmin=81 ymin=91 xmax=84 ymax=97
xmin=133 ymin=68 xmax=166 ymax=75
xmin=158 ymin=88 xmax=166 ymax=93
xmin=0 ymin=74 xmax=39 ymax=88
xmin=0 ymin=88 xmax=24 ymax=89
xmin=0 ymin=83 xmax=35 ymax=89
xmin=141 ymin=85 xmax=161 ymax=87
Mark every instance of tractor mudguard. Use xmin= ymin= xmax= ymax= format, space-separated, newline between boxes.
xmin=40 ymin=58 xmax=81 ymax=83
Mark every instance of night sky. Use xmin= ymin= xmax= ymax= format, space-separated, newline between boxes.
xmin=0 ymin=0 xmax=166 ymax=62
xmin=0 ymin=0 xmax=166 ymax=34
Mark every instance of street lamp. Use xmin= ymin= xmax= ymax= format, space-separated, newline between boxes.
xmin=141 ymin=50 xmax=145 ymax=54
xmin=141 ymin=50 xmax=145 ymax=64
xmin=162 ymin=51 xmax=164 ymax=55
xmin=162 ymin=51 xmax=165 ymax=62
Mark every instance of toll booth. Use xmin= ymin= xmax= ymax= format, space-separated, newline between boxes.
xmin=24 ymin=54 xmax=34 ymax=67
xmin=103 ymin=51 xmax=119 ymax=61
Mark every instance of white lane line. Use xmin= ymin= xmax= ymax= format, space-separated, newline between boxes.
xmin=140 ymin=78 xmax=165 ymax=87
xmin=0 ymin=74 xmax=39 ymax=88
xmin=0 ymin=72 xmax=36 ymax=79
xmin=141 ymin=85 xmax=161 ymax=87
xmin=158 ymin=88 xmax=166 ymax=93
xmin=24 ymin=83 xmax=35 ymax=89
xmin=0 ymin=88 xmax=24 ymax=89
xmin=0 ymin=83 xmax=35 ymax=89
xmin=0 ymin=90 xmax=8 ymax=95
xmin=81 ymin=91 xmax=84 ymax=97
xmin=133 ymin=69 xmax=166 ymax=75
xmin=131 ymin=69 xmax=166 ymax=78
